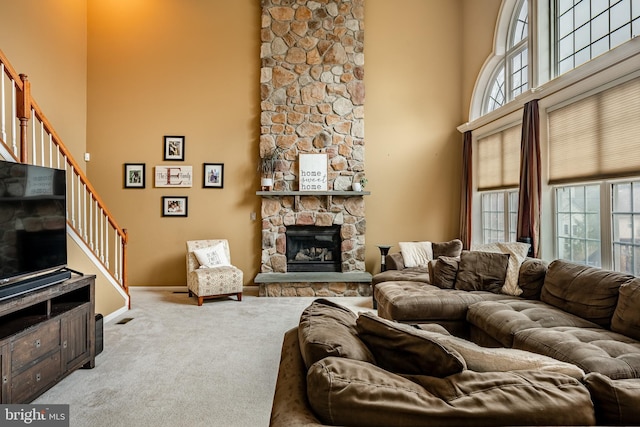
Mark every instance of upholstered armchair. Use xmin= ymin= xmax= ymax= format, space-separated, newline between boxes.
xmin=186 ymin=239 xmax=243 ymax=306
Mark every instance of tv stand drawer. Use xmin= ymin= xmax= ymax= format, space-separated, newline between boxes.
xmin=11 ymin=319 xmax=61 ymax=372
xmin=11 ymin=351 xmax=61 ymax=403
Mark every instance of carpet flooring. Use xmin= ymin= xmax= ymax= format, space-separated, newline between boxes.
xmin=33 ymin=287 xmax=374 ymax=427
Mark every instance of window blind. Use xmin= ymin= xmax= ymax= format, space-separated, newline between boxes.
xmin=548 ymin=76 xmax=640 ymax=184
xmin=477 ymin=124 xmax=521 ymax=191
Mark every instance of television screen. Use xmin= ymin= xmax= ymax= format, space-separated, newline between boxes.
xmin=0 ymin=160 xmax=67 ymax=284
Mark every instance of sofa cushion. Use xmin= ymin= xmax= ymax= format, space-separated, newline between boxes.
xmin=307 ymin=357 xmax=596 ymax=427
xmin=474 ymin=242 xmax=530 ymax=296
xmin=454 ymin=250 xmax=510 ymax=294
xmin=399 ymin=241 xmax=433 ymax=267
xmin=432 ymin=239 xmax=463 ymax=258
xmin=297 ymin=299 xmax=374 ymax=370
xmin=412 ymin=327 xmax=585 ymax=380
xmin=372 ymin=267 xmax=430 ymax=285
xmin=467 ymin=299 xmax=601 ymax=347
xmin=541 ymin=260 xmax=634 ymax=328
xmin=611 ymin=278 xmax=640 ymax=341
xmin=430 ymin=256 xmax=459 ymax=289
xmin=355 ymin=312 xmax=466 ymax=377
xmin=583 ymin=372 xmax=640 ymax=425
xmin=513 ymin=326 xmax=640 ymax=379
xmin=518 ymin=258 xmax=548 ymax=300
xmin=375 ymin=281 xmax=518 ymax=322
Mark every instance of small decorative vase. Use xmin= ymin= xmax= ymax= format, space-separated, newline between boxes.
xmin=352 ymin=182 xmax=362 ymax=191
xmin=261 ymin=177 xmax=273 ymax=191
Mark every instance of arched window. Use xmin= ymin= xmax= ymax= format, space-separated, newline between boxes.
xmin=481 ymin=0 xmax=529 ymax=116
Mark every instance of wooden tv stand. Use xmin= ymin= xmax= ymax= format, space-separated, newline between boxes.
xmin=0 ymin=274 xmax=95 ymax=403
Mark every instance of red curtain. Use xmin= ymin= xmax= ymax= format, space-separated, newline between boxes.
xmin=459 ymin=131 xmax=473 ymax=250
xmin=517 ymin=100 xmax=541 ymax=257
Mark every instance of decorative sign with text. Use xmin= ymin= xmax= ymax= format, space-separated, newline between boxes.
xmin=154 ymin=166 xmax=193 ymax=187
xmin=299 ymin=154 xmax=327 ymax=191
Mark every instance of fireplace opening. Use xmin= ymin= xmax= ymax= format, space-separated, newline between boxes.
xmin=286 ymin=225 xmax=341 ymax=272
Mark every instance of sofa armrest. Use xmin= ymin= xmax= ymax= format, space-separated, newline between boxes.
xmin=385 ymin=252 xmax=405 ymax=270
xmin=269 ymin=328 xmax=327 ymax=427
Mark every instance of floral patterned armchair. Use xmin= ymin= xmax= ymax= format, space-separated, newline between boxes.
xmin=186 ymin=239 xmax=243 ymax=306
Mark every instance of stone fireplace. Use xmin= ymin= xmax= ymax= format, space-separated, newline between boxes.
xmin=256 ymin=0 xmax=369 ymax=297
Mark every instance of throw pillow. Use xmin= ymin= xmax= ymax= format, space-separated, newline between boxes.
xmin=298 ymin=299 xmax=374 ymax=370
xmin=355 ymin=312 xmax=466 ymax=377
xmin=399 ymin=241 xmax=433 ymax=268
xmin=454 ymin=250 xmax=510 ymax=293
xmin=193 ymin=243 xmax=230 ymax=268
xmin=611 ymin=278 xmax=640 ymax=340
xmin=431 ymin=256 xmax=459 ymax=289
xmin=473 ymin=241 xmax=530 ymax=296
xmin=432 ymin=239 xmax=463 ymax=258
xmin=518 ymin=258 xmax=548 ymax=300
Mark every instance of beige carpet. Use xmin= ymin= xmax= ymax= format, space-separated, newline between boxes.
xmin=33 ymin=286 xmax=374 ymax=427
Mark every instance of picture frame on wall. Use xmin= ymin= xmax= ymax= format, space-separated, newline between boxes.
xmin=203 ymin=163 xmax=224 ymax=188
xmin=163 ymin=135 xmax=185 ymax=161
xmin=162 ymin=196 xmax=188 ymax=217
xmin=124 ymin=163 xmax=145 ymax=188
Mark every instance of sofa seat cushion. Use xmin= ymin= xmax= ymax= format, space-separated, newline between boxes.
xmin=297 ymin=299 xmax=375 ymax=369
xmin=513 ymin=326 xmax=640 ymax=379
xmin=372 ymin=267 xmax=430 ymax=285
xmin=583 ymin=372 xmax=640 ymax=425
xmin=467 ymin=299 xmax=601 ymax=348
xmin=375 ymin=281 xmax=518 ymax=322
xmin=412 ymin=327 xmax=585 ymax=380
xmin=307 ymin=357 xmax=596 ymax=427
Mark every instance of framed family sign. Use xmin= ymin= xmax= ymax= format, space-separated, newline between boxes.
xmin=155 ymin=166 xmax=193 ymax=187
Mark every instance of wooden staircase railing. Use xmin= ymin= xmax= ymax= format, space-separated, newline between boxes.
xmin=0 ymin=48 xmax=128 ymax=301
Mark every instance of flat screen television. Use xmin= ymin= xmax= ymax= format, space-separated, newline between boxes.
xmin=0 ymin=160 xmax=70 ymax=299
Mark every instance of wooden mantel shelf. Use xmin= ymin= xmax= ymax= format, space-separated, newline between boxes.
xmin=256 ymin=190 xmax=370 ymax=196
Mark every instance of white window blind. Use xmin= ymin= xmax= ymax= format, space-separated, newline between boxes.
xmin=477 ymin=124 xmax=521 ymax=191
xmin=549 ymin=76 xmax=640 ymax=184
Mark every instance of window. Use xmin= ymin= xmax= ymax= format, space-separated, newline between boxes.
xmin=612 ymin=180 xmax=640 ymax=275
xmin=482 ymin=190 xmax=519 ymax=244
xmin=556 ymin=185 xmax=601 ymax=266
xmin=555 ymin=0 xmax=640 ymax=76
xmin=483 ymin=0 xmax=529 ymax=114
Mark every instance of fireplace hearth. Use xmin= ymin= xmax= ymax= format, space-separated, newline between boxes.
xmin=286 ymin=225 xmax=341 ymax=273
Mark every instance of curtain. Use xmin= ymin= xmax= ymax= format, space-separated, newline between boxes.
xmin=459 ymin=131 xmax=472 ymax=250
xmin=517 ymin=100 xmax=541 ymax=257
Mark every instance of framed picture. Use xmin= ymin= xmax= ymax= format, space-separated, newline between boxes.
xmin=164 ymin=135 xmax=185 ymax=161
xmin=203 ymin=163 xmax=224 ymax=188
xmin=124 ymin=163 xmax=145 ymax=188
xmin=155 ymin=165 xmax=193 ymax=187
xmin=162 ymin=196 xmax=188 ymax=217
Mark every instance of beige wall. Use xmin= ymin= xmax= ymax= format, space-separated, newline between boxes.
xmin=0 ymin=0 xmax=88 ymax=166
xmin=2 ymin=1 xmax=503 ymax=292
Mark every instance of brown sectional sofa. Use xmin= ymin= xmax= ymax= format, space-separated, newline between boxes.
xmin=269 ymin=241 xmax=640 ymax=426
xmin=270 ymin=299 xmax=597 ymax=427
xmin=373 ymin=247 xmax=640 ymax=425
